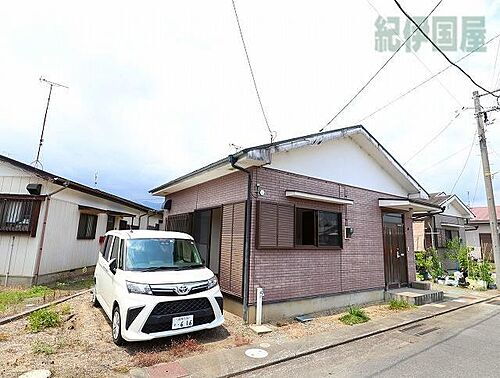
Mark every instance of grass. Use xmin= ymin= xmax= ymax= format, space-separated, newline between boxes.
xmin=339 ymin=306 xmax=370 ymax=326
xmin=388 ymin=299 xmax=415 ymax=311
xmin=0 ymin=286 xmax=54 ymax=313
xmin=32 ymin=340 xmax=55 ymax=355
xmin=28 ymin=307 xmax=61 ymax=333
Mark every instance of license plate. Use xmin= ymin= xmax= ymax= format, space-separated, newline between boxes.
xmin=172 ymin=315 xmax=194 ymax=330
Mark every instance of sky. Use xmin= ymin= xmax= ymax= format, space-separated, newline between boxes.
xmin=1 ymin=0 xmax=500 ymax=209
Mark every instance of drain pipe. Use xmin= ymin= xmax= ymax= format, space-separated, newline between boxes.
xmin=33 ymin=183 xmax=69 ymax=285
xmin=5 ymin=236 xmax=15 ymax=286
xmin=229 ymin=155 xmax=252 ymax=323
xmin=256 ymin=287 xmax=264 ymax=325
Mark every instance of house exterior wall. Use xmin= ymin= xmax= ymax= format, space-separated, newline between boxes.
xmin=467 ymin=223 xmax=496 ymax=259
xmin=248 ymin=167 xmax=416 ymax=305
xmin=413 ymin=220 xmax=425 ymax=251
xmin=267 ymin=137 xmax=411 ymax=197
xmin=0 ymin=160 xmax=156 ymax=284
xmin=164 ymin=170 xmax=248 ymax=217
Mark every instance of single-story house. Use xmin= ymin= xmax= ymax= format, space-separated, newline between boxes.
xmin=467 ymin=206 xmax=500 ymax=261
xmin=0 ymin=154 xmax=161 ymax=286
xmin=150 ymin=126 xmax=442 ymax=322
xmin=412 ymin=192 xmax=475 ymax=270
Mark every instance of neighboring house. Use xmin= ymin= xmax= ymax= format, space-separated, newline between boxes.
xmin=412 ymin=192 xmax=473 ymax=250
xmin=0 ymin=154 xmax=161 ymax=286
xmin=467 ymin=206 xmax=500 ymax=261
xmin=412 ymin=192 xmax=475 ymax=271
xmin=150 ymin=126 xmax=441 ymax=322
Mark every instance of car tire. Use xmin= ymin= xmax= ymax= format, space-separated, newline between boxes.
xmin=112 ymin=305 xmax=126 ymax=346
xmin=91 ymin=285 xmax=100 ymax=308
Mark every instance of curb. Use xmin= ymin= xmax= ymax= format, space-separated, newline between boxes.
xmin=0 ymin=289 xmax=91 ymax=326
xmin=223 ymin=293 xmax=500 ymax=377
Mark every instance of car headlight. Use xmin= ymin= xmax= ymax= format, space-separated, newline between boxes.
xmin=126 ymin=281 xmax=152 ymax=295
xmin=207 ymin=276 xmax=218 ymax=289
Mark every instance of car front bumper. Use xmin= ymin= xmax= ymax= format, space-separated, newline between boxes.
xmin=118 ymin=286 xmax=224 ymax=342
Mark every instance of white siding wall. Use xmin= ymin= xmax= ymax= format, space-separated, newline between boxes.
xmin=0 ymin=160 xmax=156 ymax=279
xmin=38 ymin=198 xmax=106 ymax=275
xmin=268 ymin=137 xmax=409 ymax=197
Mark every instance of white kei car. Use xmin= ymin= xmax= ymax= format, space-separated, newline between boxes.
xmin=92 ymin=230 xmax=224 ymax=345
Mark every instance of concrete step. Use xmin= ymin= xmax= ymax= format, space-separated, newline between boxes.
xmin=386 ymin=288 xmax=444 ymax=306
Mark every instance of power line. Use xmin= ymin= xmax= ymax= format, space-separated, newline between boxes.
xmin=231 ymin=0 xmax=276 ymax=143
xmin=416 ymin=144 xmax=471 ymax=174
xmin=357 ymin=32 xmax=500 ymax=124
xmin=491 ymin=39 xmax=500 ymax=86
xmin=471 ymin=160 xmax=482 ymax=205
xmin=404 ymin=108 xmax=463 ymax=165
xmin=318 ymin=0 xmax=443 ymax=132
xmin=450 ymin=130 xmax=477 ymax=193
xmin=365 ymin=0 xmax=461 ymax=107
xmin=394 ymin=0 xmax=499 ymax=98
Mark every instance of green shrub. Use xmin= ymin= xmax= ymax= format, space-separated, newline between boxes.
xmin=388 ymin=299 xmax=414 ymax=310
xmin=32 ymin=340 xmax=55 ymax=355
xmin=28 ymin=307 xmax=61 ymax=333
xmin=415 ymin=248 xmax=444 ymax=280
xmin=339 ymin=306 xmax=370 ymax=325
xmin=478 ymin=261 xmax=494 ymax=284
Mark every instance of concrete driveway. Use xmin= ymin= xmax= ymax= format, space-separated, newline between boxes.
xmin=242 ymin=300 xmax=500 ymax=377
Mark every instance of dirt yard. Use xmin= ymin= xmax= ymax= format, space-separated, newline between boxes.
xmin=0 ymin=293 xmax=414 ymax=377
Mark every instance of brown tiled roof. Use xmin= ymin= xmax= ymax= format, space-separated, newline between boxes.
xmin=470 ymin=206 xmax=500 ymax=222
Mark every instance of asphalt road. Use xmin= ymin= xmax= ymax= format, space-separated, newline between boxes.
xmin=242 ymin=300 xmax=500 ymax=377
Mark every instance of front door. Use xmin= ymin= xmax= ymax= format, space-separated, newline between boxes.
xmin=382 ymin=213 xmax=408 ymax=288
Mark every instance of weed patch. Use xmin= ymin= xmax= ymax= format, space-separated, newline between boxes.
xmin=133 ymin=352 xmax=164 ymax=367
xmin=32 ymin=340 xmax=55 ymax=355
xmin=59 ymin=304 xmax=71 ymax=315
xmin=0 ymin=333 xmax=8 ymax=342
xmin=28 ymin=307 xmax=61 ymax=333
xmin=339 ymin=306 xmax=370 ymax=326
xmin=0 ymin=286 xmax=53 ymax=313
xmin=388 ymin=299 xmax=415 ymax=311
xmin=233 ymin=335 xmax=252 ymax=347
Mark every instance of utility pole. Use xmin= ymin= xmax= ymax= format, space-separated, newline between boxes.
xmin=32 ymin=77 xmax=68 ymax=169
xmin=473 ymin=90 xmax=500 ymax=287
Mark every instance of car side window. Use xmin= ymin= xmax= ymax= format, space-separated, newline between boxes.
xmin=109 ymin=236 xmax=120 ymax=262
xmin=103 ymin=236 xmax=112 ymax=259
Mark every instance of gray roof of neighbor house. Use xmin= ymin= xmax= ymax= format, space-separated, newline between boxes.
xmin=426 ymin=193 xmax=453 ymax=206
xmin=421 ymin=192 xmax=474 ymax=218
xmin=0 ymin=154 xmax=154 ymax=212
xmin=150 ymin=125 xmax=429 ymax=197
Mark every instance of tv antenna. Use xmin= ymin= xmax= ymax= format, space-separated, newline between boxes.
xmin=32 ymin=77 xmax=69 ymax=169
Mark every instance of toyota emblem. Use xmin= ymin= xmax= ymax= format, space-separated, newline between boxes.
xmin=176 ymin=285 xmax=190 ymax=295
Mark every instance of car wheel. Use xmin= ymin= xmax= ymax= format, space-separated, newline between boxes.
xmin=91 ymin=285 xmax=100 ymax=308
xmin=112 ymin=306 xmax=125 ymax=346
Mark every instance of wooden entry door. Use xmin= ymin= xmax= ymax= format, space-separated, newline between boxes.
xmin=479 ymin=233 xmax=494 ymax=262
xmin=383 ymin=213 xmax=408 ymax=288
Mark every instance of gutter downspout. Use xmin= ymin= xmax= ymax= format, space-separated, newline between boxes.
xmin=33 ymin=183 xmax=69 ymax=285
xmin=229 ymin=155 xmax=252 ymax=323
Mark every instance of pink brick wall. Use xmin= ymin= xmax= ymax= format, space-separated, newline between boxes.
xmin=160 ymin=166 xmax=417 ymax=305
xmin=164 ymin=170 xmax=247 ymax=218
xmin=248 ymin=167 xmax=416 ymax=304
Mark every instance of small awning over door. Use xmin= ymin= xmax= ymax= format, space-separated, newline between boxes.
xmin=379 ymin=199 xmax=441 ymax=212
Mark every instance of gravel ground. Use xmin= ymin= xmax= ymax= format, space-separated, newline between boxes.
xmin=0 ymin=293 xmax=414 ymax=377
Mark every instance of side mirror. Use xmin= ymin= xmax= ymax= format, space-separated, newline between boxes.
xmin=109 ymin=258 xmax=117 ymax=274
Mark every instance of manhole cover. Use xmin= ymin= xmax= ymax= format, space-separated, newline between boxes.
xmin=245 ymin=348 xmax=269 ymax=359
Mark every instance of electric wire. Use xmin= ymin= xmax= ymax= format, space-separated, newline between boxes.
xmin=416 ymin=144 xmax=471 ymax=174
xmin=491 ymin=39 xmax=500 ymax=86
xmin=318 ymin=0 xmax=443 ymax=132
xmin=357 ymin=32 xmax=500 ymax=124
xmin=450 ymin=130 xmax=478 ymax=193
xmin=231 ymin=0 xmax=276 ymax=142
xmin=471 ymin=160 xmax=482 ymax=205
xmin=394 ymin=0 xmax=499 ymax=98
xmin=365 ymin=0 xmax=462 ymax=107
xmin=404 ymin=109 xmax=463 ymax=166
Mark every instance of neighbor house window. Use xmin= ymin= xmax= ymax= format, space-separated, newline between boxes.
xmin=295 ymin=208 xmax=342 ymax=248
xmin=0 ymin=197 xmax=42 ymax=236
xmin=77 ymin=213 xmax=98 ymax=239
xmin=106 ymin=215 xmax=116 ymax=232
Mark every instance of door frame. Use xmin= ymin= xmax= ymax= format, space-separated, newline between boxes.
xmin=381 ymin=210 xmax=409 ymax=289
xmin=192 ymin=206 xmax=223 ymax=276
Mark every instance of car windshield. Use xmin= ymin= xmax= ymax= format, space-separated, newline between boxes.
xmin=124 ymin=238 xmax=203 ymax=271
